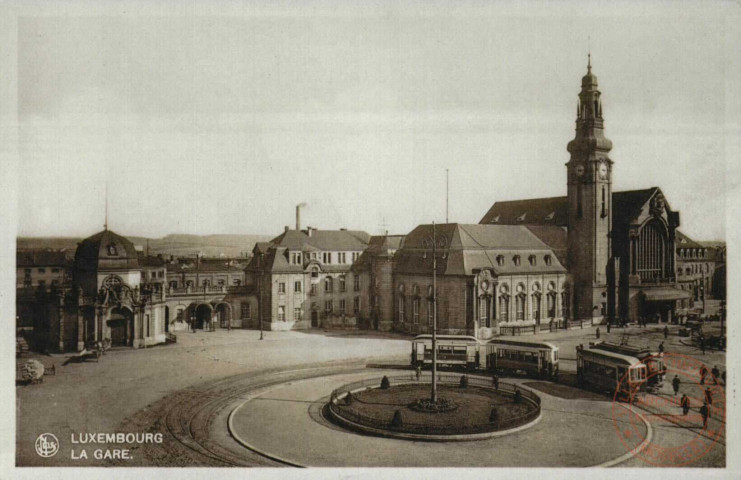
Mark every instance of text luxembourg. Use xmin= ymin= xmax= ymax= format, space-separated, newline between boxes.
xmin=71 ymin=433 xmax=163 ymax=444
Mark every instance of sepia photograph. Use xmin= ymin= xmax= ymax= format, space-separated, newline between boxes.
xmin=1 ymin=0 xmax=739 ymax=478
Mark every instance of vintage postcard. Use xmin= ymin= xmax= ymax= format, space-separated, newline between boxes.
xmin=2 ymin=1 xmax=739 ymax=479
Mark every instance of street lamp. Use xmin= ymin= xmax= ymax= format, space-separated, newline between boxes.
xmin=423 ymin=222 xmax=446 ymax=404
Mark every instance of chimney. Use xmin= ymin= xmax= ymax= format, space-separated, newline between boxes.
xmin=307 ymin=227 xmax=313 ymax=237
xmin=285 ymin=225 xmax=289 ymax=232
xmin=296 ymin=204 xmax=301 ymax=231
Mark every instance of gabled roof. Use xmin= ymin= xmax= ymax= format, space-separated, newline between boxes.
xmin=675 ymin=230 xmax=705 ymax=250
xmin=479 ymin=187 xmax=664 ymax=230
xmin=352 ymin=234 xmax=406 ymax=270
xmin=523 ymin=225 xmax=568 ymax=266
xmin=394 ymin=224 xmax=566 ymax=276
xmin=269 ymin=229 xmax=370 ymax=252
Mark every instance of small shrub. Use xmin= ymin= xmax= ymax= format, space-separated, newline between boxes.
xmin=513 ymin=389 xmax=523 ymax=404
xmin=459 ymin=375 xmax=469 ymax=389
xmin=345 ymin=392 xmax=354 ymax=405
xmin=391 ymin=409 xmax=403 ymax=427
xmin=489 ymin=408 xmax=499 ymax=424
xmin=381 ymin=376 xmax=390 ymax=389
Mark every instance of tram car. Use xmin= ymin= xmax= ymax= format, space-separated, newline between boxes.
xmin=486 ymin=339 xmax=559 ymax=379
xmin=591 ymin=341 xmax=665 ymax=390
xmin=411 ymin=335 xmax=482 ymax=369
xmin=576 ymin=344 xmax=647 ymax=400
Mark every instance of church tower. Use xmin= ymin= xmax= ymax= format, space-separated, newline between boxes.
xmin=566 ymin=55 xmax=613 ymax=321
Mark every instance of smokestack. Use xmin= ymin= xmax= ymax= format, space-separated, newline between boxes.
xmin=307 ymin=226 xmax=313 ymax=237
xmin=285 ymin=225 xmax=289 ymax=232
xmin=296 ymin=202 xmax=307 ymax=230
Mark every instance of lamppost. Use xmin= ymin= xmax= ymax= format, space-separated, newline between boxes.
xmin=259 ymin=252 xmax=265 ymax=341
xmin=422 ymin=222 xmax=446 ymax=404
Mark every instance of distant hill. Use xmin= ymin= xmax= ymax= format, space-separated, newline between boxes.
xmin=17 ymin=233 xmax=273 ymax=258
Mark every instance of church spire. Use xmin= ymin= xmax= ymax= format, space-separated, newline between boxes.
xmin=567 ymin=55 xmax=612 ymax=156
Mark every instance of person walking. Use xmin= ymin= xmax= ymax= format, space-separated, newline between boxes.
xmin=663 ymin=325 xmax=669 ymax=339
xmin=681 ymin=394 xmax=690 ymax=415
xmin=700 ymin=365 xmax=708 ymax=385
xmin=700 ymin=336 xmax=706 ymax=355
xmin=700 ymin=401 xmax=709 ymax=429
xmin=415 ymin=364 xmax=422 ymax=382
xmin=659 ymin=342 xmax=665 ymax=354
xmin=596 ymin=327 xmax=600 ymax=339
xmin=492 ymin=374 xmax=500 ymax=390
xmin=711 ymin=365 xmax=720 ymax=385
xmin=672 ymin=375 xmax=681 ymax=396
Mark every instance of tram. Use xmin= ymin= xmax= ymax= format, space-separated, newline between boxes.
xmin=576 ymin=344 xmax=647 ymax=400
xmin=591 ymin=341 xmax=665 ymax=390
xmin=411 ymin=335 xmax=482 ymax=369
xmin=486 ymin=339 xmax=559 ymax=379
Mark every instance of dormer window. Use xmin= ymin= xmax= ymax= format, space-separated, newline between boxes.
xmin=513 ymin=255 xmax=521 ymax=266
xmin=496 ymin=255 xmax=504 ymax=266
xmin=544 ymin=255 xmax=553 ymax=266
xmin=107 ymin=243 xmax=118 ymax=256
xmin=528 ymin=255 xmax=537 ymax=266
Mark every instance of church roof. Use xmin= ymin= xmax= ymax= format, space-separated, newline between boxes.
xmin=479 ymin=187 xmax=661 ymax=229
xmin=394 ymin=224 xmax=566 ymax=276
xmin=269 ymin=228 xmax=370 ymax=251
xmin=74 ymin=230 xmax=140 ymax=271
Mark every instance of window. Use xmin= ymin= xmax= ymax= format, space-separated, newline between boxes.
xmin=310 ymin=284 xmax=317 ymax=295
xmin=499 ymin=296 xmax=510 ymax=322
xmin=532 ymin=293 xmax=541 ymax=321
xmin=529 ymin=255 xmax=537 ymax=266
xmin=398 ymin=296 xmax=405 ymax=321
xmin=202 ymin=279 xmax=210 ymax=287
xmin=291 ymin=252 xmax=302 ymax=264
xmin=107 ymin=243 xmax=118 ymax=256
xmin=325 ymin=300 xmax=333 ymax=312
xmin=241 ymin=303 xmax=251 ymax=320
xmin=323 ymin=252 xmax=332 ymax=264
xmin=339 ymin=299 xmax=346 ymax=313
xmin=311 ymin=268 xmax=319 ymax=278
xmin=352 ymin=252 xmax=360 ymax=262
xmin=38 ymin=268 xmax=46 ymax=274
xmin=516 ymin=294 xmax=526 ymax=320
xmin=496 ymin=255 xmax=504 ymax=266
xmin=186 ymin=280 xmax=194 ymax=287
xmin=354 ymin=296 xmax=360 ymax=314
xmin=233 ymin=279 xmax=242 ymax=286
xmin=278 ymin=282 xmax=286 ymax=294
xmin=513 ymin=255 xmax=521 ymax=266
xmin=325 ymin=277 xmax=333 ymax=293
xmin=294 ymin=281 xmax=302 ymax=293
xmin=547 ymin=292 xmax=556 ymax=318
xmin=169 ymin=281 xmax=178 ymax=289
xmin=159 ymin=271 xmax=164 ymax=278
xmin=278 ymin=306 xmax=285 ymax=321
xmin=413 ymin=298 xmax=420 ymax=324
xmin=51 ymin=268 xmax=60 ymax=273
xmin=338 ymin=252 xmax=346 ymax=264
xmin=294 ymin=307 xmax=303 ymax=320
xmin=544 ymin=255 xmax=552 ymax=266
xmin=339 ymin=275 xmax=346 ymax=292
xmin=218 ymin=279 xmax=225 ymax=286
xmin=479 ymin=296 xmax=491 ymax=328
xmin=353 ymin=275 xmax=360 ymax=291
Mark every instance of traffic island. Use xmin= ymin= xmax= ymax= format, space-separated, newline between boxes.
xmin=326 ymin=373 xmax=541 ymax=441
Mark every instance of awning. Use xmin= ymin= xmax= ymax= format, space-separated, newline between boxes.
xmin=641 ymin=288 xmax=692 ymax=302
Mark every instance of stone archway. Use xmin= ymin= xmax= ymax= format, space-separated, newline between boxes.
xmin=108 ymin=307 xmax=134 ymax=347
xmin=215 ymin=302 xmax=231 ymax=329
xmin=195 ymin=304 xmax=212 ymax=330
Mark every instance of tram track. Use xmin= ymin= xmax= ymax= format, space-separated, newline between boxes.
xmin=112 ymin=360 xmax=371 ymax=467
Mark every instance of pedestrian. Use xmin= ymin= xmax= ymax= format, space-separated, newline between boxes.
xmin=700 ymin=365 xmax=708 ymax=385
xmin=672 ymin=375 xmax=681 ymax=396
xmin=681 ymin=394 xmax=690 ymax=415
xmin=700 ymin=336 xmax=706 ymax=355
xmin=596 ymin=327 xmax=600 ymax=339
xmin=711 ymin=365 xmax=720 ymax=385
xmin=607 ymin=322 xmax=611 ymax=334
xmin=415 ymin=364 xmax=421 ymax=381
xmin=659 ymin=342 xmax=665 ymax=354
xmin=493 ymin=374 xmax=499 ymax=390
xmin=700 ymin=401 xmax=709 ymax=429
xmin=705 ymin=387 xmax=713 ymax=409
xmin=663 ymin=325 xmax=669 ymax=339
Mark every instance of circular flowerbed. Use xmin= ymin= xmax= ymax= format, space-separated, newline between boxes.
xmin=328 ymin=383 xmax=539 ymax=437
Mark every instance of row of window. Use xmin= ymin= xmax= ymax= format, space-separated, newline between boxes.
xmin=170 ymin=279 xmax=242 ymax=288
xmin=278 ymin=275 xmax=360 ymax=294
xmin=678 ymin=248 xmax=707 ymax=259
xmin=24 ymin=268 xmax=62 ymax=274
xmin=322 ymin=297 xmax=361 ymax=314
xmin=678 ymin=263 xmax=711 ymax=276
xmin=142 ymin=270 xmax=165 ymax=279
xmin=494 ymin=254 xmax=553 ymax=267
xmin=290 ymin=251 xmax=362 ymax=265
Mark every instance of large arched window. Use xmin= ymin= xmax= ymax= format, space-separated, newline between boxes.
xmin=498 ymin=284 xmax=510 ymax=322
xmin=325 ymin=276 xmax=333 ymax=293
xmin=479 ymin=295 xmax=491 ymax=328
xmin=631 ymin=219 xmax=669 ymax=282
xmin=516 ymin=293 xmax=526 ymax=321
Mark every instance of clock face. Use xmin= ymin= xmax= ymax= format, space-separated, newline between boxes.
xmin=575 ymin=164 xmax=585 ymax=177
xmin=599 ymin=162 xmax=608 ymax=179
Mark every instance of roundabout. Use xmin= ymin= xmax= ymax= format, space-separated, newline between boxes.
xmin=112 ymin=362 xmax=651 ymax=468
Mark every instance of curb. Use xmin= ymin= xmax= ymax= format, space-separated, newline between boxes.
xmin=592 ymin=402 xmax=653 ymax=468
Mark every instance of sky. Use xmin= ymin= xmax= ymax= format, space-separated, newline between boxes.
xmin=12 ymin=1 xmax=741 ymax=241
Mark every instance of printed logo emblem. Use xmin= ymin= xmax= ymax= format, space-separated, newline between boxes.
xmin=35 ymin=433 xmax=59 ymax=458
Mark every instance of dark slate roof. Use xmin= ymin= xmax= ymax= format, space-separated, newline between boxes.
xmin=269 ymin=229 xmax=370 ymax=251
xmin=524 ymin=226 xmax=568 ymax=266
xmin=16 ymin=249 xmax=73 ymax=267
xmin=394 ymin=224 xmax=566 ymax=276
xmin=352 ymin=234 xmax=406 ymax=270
xmin=479 ymin=187 xmax=662 ymax=230
xmin=138 ymin=254 xmax=167 ymax=267
xmin=74 ymin=230 xmax=140 ymax=270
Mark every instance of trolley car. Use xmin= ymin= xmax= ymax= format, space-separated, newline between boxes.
xmin=486 ymin=339 xmax=559 ymax=379
xmin=411 ymin=335 xmax=482 ymax=369
xmin=591 ymin=341 xmax=665 ymax=390
xmin=576 ymin=344 xmax=647 ymax=400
